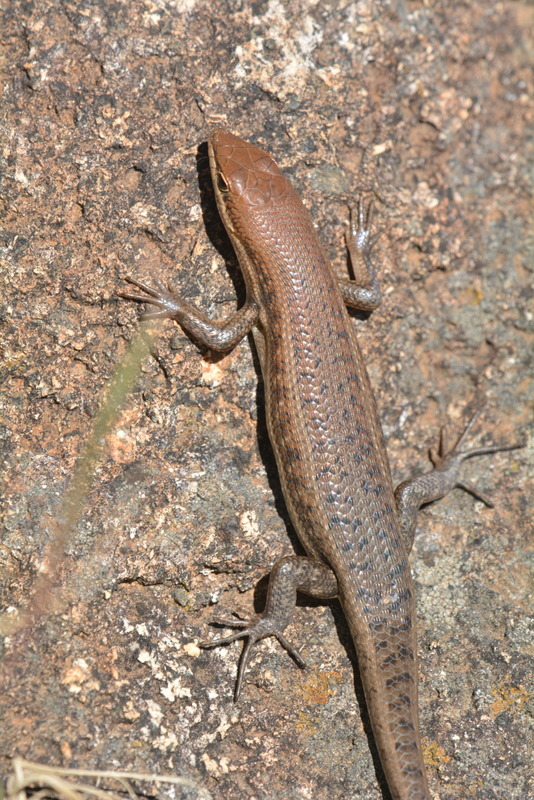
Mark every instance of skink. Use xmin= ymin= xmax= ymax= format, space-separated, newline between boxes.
xmin=122 ymin=129 xmax=519 ymax=800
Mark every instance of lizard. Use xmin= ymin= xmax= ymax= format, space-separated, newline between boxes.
xmin=121 ymin=128 xmax=520 ymax=799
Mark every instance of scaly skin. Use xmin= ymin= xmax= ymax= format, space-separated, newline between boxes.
xmin=122 ymin=129 xmax=521 ymax=800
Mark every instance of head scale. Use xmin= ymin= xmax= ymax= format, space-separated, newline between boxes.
xmin=208 ymin=129 xmax=288 ymax=223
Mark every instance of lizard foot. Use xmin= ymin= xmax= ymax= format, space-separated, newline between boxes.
xmin=428 ymin=409 xmax=525 ymax=507
xmin=200 ymin=613 xmax=307 ymax=700
xmin=119 ymin=276 xmax=185 ymax=320
xmin=347 ymin=194 xmax=382 ymax=257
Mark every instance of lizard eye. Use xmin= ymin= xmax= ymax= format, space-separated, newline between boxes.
xmin=216 ymin=173 xmax=230 ymax=193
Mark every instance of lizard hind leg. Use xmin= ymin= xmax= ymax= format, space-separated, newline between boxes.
xmin=395 ymin=409 xmax=525 ymax=553
xmin=200 ymin=555 xmax=338 ymax=700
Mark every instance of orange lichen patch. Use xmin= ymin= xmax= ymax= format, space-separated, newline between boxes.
xmin=422 ymin=739 xmax=450 ymax=767
xmin=459 ymin=285 xmax=484 ymax=305
xmin=490 ymin=681 xmax=529 ymax=717
xmin=294 ymin=669 xmax=344 ymax=734
xmin=295 ymin=711 xmax=319 ymax=735
xmin=298 ymin=669 xmax=343 ymax=706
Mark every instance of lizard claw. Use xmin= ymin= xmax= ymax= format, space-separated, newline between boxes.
xmin=347 ymin=196 xmax=382 ymax=256
xmin=119 ymin=276 xmax=185 ymax=319
xmin=200 ymin=614 xmax=307 ymax=701
xmin=428 ymin=409 xmax=525 ymax=507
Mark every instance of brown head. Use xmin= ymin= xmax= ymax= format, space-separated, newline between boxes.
xmin=207 ymin=129 xmax=323 ymax=299
xmin=208 ymin=129 xmax=291 ymax=237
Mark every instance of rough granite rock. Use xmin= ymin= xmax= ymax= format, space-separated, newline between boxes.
xmin=0 ymin=2 xmax=532 ymax=800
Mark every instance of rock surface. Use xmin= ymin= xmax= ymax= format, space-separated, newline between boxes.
xmin=1 ymin=2 xmax=532 ymax=799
